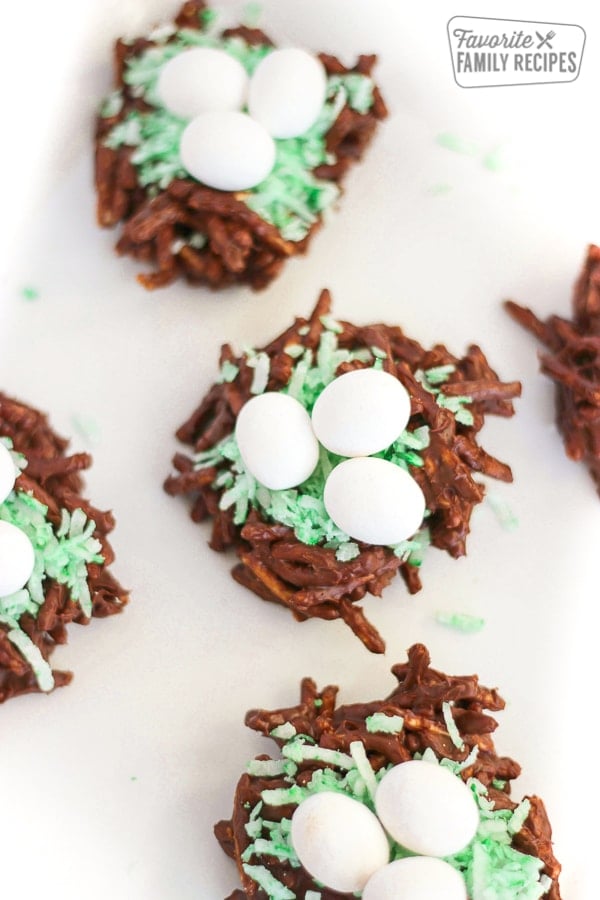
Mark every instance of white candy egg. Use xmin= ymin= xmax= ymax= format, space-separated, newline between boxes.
xmin=312 ymin=369 xmax=412 ymax=457
xmin=0 ymin=442 xmax=17 ymax=504
xmin=323 ymin=457 xmax=425 ymax=545
xmin=375 ymin=760 xmax=479 ymax=857
xmin=248 ymin=48 xmax=327 ymax=138
xmin=156 ymin=47 xmax=249 ymax=119
xmin=291 ymin=791 xmax=390 ymax=893
xmin=0 ymin=521 xmax=35 ymax=597
xmin=362 ymin=857 xmax=468 ymax=900
xmin=235 ymin=392 xmax=319 ymax=490
xmin=180 ymin=111 xmax=276 ymax=191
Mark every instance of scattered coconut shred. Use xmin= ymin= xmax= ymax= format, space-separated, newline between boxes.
xmin=165 ymin=289 xmax=521 ymax=652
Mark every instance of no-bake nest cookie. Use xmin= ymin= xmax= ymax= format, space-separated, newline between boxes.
xmin=506 ymin=243 xmax=600 ymax=495
xmin=216 ymin=643 xmax=561 ymax=899
xmin=0 ymin=392 xmax=128 ymax=704
xmin=165 ymin=290 xmax=521 ymax=652
xmin=95 ymin=0 xmax=387 ymax=290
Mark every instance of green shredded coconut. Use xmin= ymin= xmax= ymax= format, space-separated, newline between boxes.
xmin=247 ymin=759 xmax=297 ymax=779
xmin=327 ymin=73 xmax=374 ymax=114
xmin=335 ymin=541 xmax=359 ymax=562
xmin=366 ymin=712 xmax=404 ymax=734
xmin=0 ymin=457 xmax=104 ymax=691
xmin=187 ymin=231 xmax=207 ymax=250
xmin=20 ymin=285 xmax=39 ymax=301
xmin=0 ymin=493 xmax=103 ymax=619
xmin=1 ymin=618 xmax=54 ymax=692
xmin=436 ymin=133 xmax=506 ymax=176
xmin=370 ymin=345 xmax=387 ymax=360
xmin=446 ymin=745 xmax=479 ymax=774
xmin=245 ymin=800 xmax=264 ymax=839
xmin=450 ymin=402 xmax=475 ymax=427
xmin=218 ymin=360 xmax=240 ymax=384
xmin=0 ymin=436 xmax=26 ymax=473
xmin=349 ymin=741 xmax=378 ymax=801
xmin=100 ymin=89 xmax=124 ymax=118
xmin=71 ymin=414 xmax=102 ymax=447
xmin=391 ymin=525 xmax=430 ymax=565
xmin=482 ymin=145 xmax=506 ymax=173
xmin=105 ymin=109 xmax=187 ymax=189
xmin=436 ymin=610 xmax=485 ymax=634
xmin=283 ymin=344 xmax=305 ymax=359
xmin=270 ymin=722 xmax=297 ymax=741
xmin=442 ymin=701 xmax=465 ymax=751
xmin=200 ymin=7 xmax=219 ymax=28
xmin=242 ymin=835 xmax=297 ymax=864
xmin=242 ymin=864 xmax=295 ymax=899
xmin=487 ymin=493 xmax=519 ymax=532
xmin=319 ymin=315 xmax=343 ymax=334
xmin=416 ymin=365 xmax=475 ymax=427
xmin=508 ymin=799 xmax=531 ymax=836
xmin=422 ymin=364 xmax=456 ymax=385
xmin=103 ymin=31 xmax=375 ymax=241
xmin=242 ymin=2 xmax=262 ymax=27
xmin=436 ymin=132 xmax=480 ymax=157
xmin=282 ymin=735 xmax=354 ymax=770
xmin=147 ymin=23 xmax=177 ymax=44
xmin=247 ymin=351 xmax=271 ymax=395
xmin=261 ymin=784 xmax=309 ymax=808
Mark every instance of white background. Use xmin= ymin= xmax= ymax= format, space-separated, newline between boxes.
xmin=0 ymin=1 xmax=598 ymax=898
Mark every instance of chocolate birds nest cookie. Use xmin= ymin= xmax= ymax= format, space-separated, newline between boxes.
xmin=216 ymin=643 xmax=561 ymax=899
xmin=95 ymin=0 xmax=387 ymax=291
xmin=0 ymin=392 xmax=128 ymax=704
xmin=506 ymin=243 xmax=600 ymax=495
xmin=165 ymin=290 xmax=521 ymax=652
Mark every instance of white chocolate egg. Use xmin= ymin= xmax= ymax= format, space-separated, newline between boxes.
xmin=248 ymin=48 xmax=327 ymax=138
xmin=0 ymin=521 xmax=35 ymax=597
xmin=375 ymin=760 xmax=479 ymax=857
xmin=362 ymin=857 xmax=468 ymax=900
xmin=311 ymin=369 xmax=412 ymax=457
xmin=156 ymin=47 xmax=249 ymax=119
xmin=180 ymin=111 xmax=276 ymax=191
xmin=323 ymin=457 xmax=425 ymax=545
xmin=0 ymin=442 xmax=17 ymax=504
xmin=235 ymin=392 xmax=319 ymax=490
xmin=291 ymin=791 xmax=390 ymax=893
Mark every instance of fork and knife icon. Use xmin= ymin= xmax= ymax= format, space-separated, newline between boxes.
xmin=535 ymin=29 xmax=556 ymax=48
